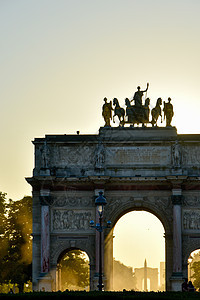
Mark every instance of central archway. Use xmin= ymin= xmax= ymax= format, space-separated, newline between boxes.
xmin=113 ymin=211 xmax=165 ymax=291
xmin=104 ymin=192 xmax=172 ymax=291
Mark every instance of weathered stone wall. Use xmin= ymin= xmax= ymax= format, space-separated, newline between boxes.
xmin=27 ymin=127 xmax=200 ymax=291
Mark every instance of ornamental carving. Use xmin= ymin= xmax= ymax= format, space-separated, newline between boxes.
xmin=53 ymin=196 xmax=93 ymax=207
xmin=184 ymin=195 xmax=200 ymax=206
xmin=182 ymin=146 xmax=200 ymax=166
xmin=52 ymin=209 xmax=93 ymax=231
xmin=183 ymin=210 xmax=200 ymax=230
xmin=52 ymin=145 xmax=94 ymax=167
xmin=105 ymin=195 xmax=173 ymax=225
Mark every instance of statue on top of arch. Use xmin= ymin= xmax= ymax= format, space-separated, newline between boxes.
xmin=102 ymin=83 xmax=174 ymax=128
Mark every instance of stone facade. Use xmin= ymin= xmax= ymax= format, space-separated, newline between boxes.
xmin=26 ymin=127 xmax=200 ymax=291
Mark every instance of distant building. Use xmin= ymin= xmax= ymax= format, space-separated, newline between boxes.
xmin=134 ymin=260 xmax=158 ymax=291
xmin=160 ymin=262 xmax=165 ymax=291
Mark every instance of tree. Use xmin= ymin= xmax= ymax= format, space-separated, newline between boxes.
xmin=59 ymin=250 xmax=89 ymax=291
xmin=2 ymin=196 xmax=32 ymax=292
xmin=113 ymin=259 xmax=137 ymax=291
xmin=0 ymin=192 xmax=9 ymax=283
xmin=192 ymin=261 xmax=200 ymax=290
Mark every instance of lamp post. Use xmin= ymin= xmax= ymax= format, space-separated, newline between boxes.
xmin=188 ymin=255 xmax=193 ymax=281
xmin=90 ymin=191 xmax=111 ymax=291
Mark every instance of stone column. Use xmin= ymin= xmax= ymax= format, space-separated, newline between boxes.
xmin=38 ymin=189 xmax=52 ymax=291
xmin=41 ymin=205 xmax=50 ymax=273
xmin=170 ymin=188 xmax=183 ymax=291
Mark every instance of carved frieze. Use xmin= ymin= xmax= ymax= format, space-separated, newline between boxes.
xmin=53 ymin=196 xmax=93 ymax=207
xmin=51 ymin=209 xmax=94 ymax=231
xmin=183 ymin=210 xmax=200 ymax=230
xmin=106 ymin=146 xmax=171 ymax=166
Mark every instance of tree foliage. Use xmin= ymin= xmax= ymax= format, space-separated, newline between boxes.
xmin=113 ymin=259 xmax=137 ymax=291
xmin=191 ymin=261 xmax=200 ymax=290
xmin=0 ymin=194 xmax=32 ymax=292
xmin=0 ymin=192 xmax=8 ymax=283
xmin=60 ymin=250 xmax=89 ymax=291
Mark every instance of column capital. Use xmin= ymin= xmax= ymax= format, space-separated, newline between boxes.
xmin=171 ymin=195 xmax=183 ymax=205
xmin=39 ymin=195 xmax=53 ymax=205
xmin=39 ymin=189 xmax=53 ymax=205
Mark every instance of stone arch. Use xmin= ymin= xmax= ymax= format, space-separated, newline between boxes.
xmin=105 ymin=196 xmax=172 ymax=236
xmin=183 ymin=237 xmax=200 ymax=266
xmin=51 ymin=239 xmax=95 ymax=267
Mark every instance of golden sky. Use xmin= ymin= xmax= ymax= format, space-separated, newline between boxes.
xmin=0 ymin=0 xmax=199 ymax=271
xmin=1 ymin=0 xmax=200 ymax=200
xmin=113 ymin=211 xmax=165 ymax=271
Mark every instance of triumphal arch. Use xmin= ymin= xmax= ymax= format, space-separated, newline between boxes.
xmin=27 ymin=85 xmax=200 ymax=291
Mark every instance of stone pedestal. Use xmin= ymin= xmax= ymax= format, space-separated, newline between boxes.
xmin=170 ymin=274 xmax=184 ymax=291
xmin=37 ymin=273 xmax=52 ymax=291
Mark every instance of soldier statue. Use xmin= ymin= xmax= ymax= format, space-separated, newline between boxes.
xmin=163 ymin=97 xmax=174 ymax=127
xmin=102 ymin=97 xmax=113 ymax=127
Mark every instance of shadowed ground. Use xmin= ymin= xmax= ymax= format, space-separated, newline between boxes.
xmin=0 ymin=291 xmax=199 ymax=299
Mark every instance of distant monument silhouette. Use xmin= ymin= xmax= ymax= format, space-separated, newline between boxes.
xmin=134 ymin=260 xmax=158 ymax=291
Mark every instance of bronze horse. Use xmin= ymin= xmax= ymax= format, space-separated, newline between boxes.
xmin=151 ymin=98 xmax=162 ymax=126
xmin=113 ymin=98 xmax=125 ymax=125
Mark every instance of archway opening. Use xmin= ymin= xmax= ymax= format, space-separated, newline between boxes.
xmin=188 ymin=249 xmax=200 ymax=291
xmin=57 ymin=249 xmax=90 ymax=291
xmin=113 ymin=211 xmax=165 ymax=291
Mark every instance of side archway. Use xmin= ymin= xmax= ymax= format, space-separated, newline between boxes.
xmin=57 ymin=248 xmax=90 ymax=291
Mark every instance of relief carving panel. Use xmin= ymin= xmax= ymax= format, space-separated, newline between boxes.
xmin=51 ymin=145 xmax=94 ymax=167
xmin=182 ymin=146 xmax=200 ymax=166
xmin=51 ymin=209 xmax=94 ymax=232
xmin=183 ymin=210 xmax=200 ymax=230
xmin=106 ymin=146 xmax=171 ymax=166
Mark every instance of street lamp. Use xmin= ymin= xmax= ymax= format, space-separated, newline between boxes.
xmin=90 ymin=191 xmax=111 ymax=291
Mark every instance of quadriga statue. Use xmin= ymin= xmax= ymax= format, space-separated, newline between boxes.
xmin=102 ymin=83 xmax=174 ymax=127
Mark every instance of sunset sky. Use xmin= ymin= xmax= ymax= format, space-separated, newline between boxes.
xmin=0 ymin=0 xmax=199 ymax=272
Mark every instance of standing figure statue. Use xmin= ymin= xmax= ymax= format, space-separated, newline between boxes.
xmin=102 ymin=97 xmax=113 ymax=127
xmin=172 ymin=140 xmax=181 ymax=167
xmin=132 ymin=83 xmax=149 ymax=107
xmin=41 ymin=140 xmax=50 ymax=169
xmin=163 ymin=97 xmax=174 ymax=127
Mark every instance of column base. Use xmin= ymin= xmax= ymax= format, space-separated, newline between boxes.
xmin=93 ymin=273 xmax=107 ymax=291
xmin=170 ymin=272 xmax=184 ymax=291
xmin=37 ymin=273 xmax=52 ymax=292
